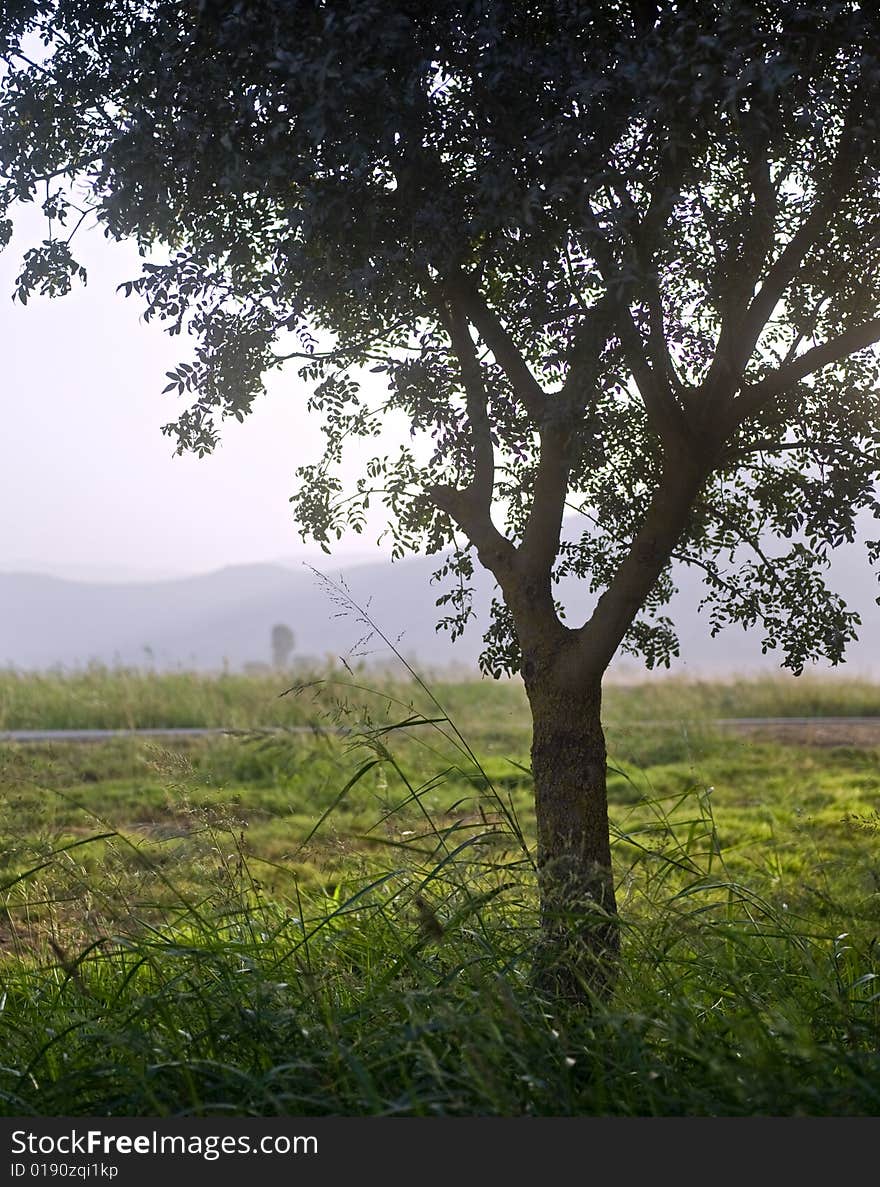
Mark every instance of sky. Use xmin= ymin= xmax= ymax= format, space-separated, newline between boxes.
xmin=0 ymin=204 xmax=398 ymax=582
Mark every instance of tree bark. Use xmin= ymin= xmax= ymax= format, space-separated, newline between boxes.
xmin=503 ymin=458 xmax=713 ymax=1001
xmin=523 ymin=670 xmax=618 ymax=1000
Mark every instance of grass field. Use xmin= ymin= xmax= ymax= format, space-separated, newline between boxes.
xmin=3 ymin=664 xmax=880 ymax=730
xmin=0 ymin=667 xmax=878 ymax=1115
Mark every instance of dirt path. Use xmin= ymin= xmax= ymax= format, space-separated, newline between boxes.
xmin=715 ymin=718 xmax=880 ymax=747
xmin=2 ymin=718 xmax=879 ymax=746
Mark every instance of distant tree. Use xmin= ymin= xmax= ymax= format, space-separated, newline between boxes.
xmin=2 ymin=1 xmax=880 ymax=994
xmin=270 ymin=622 xmax=295 ymax=669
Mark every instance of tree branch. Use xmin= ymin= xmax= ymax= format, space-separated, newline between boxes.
xmin=606 ymin=171 xmax=683 ymax=395
xmin=444 ymin=299 xmax=495 ymax=510
xmin=423 ymin=297 xmax=518 ymax=585
xmin=581 ymin=204 xmax=685 ymax=446
xmin=558 ymin=292 xmax=619 ymax=410
xmin=518 ymin=295 xmax=620 ymax=581
xmin=725 ymin=438 xmax=874 ymax=464
xmin=447 ymin=273 xmax=548 ymax=424
xmin=735 ymin=318 xmax=880 ymax=422
xmin=572 ymin=461 xmax=708 ymax=677
xmin=704 ymin=126 xmax=777 ymax=391
xmin=519 ymin=425 xmax=573 ymax=579
xmin=708 ymin=105 xmax=862 ymax=392
xmin=426 ymin=482 xmax=517 ymax=583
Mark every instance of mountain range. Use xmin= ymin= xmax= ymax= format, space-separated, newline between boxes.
xmin=0 ymin=546 xmax=877 ymax=678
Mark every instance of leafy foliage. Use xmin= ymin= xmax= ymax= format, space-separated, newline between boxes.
xmin=1 ymin=1 xmax=879 ymax=675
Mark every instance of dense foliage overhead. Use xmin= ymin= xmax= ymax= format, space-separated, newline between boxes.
xmin=2 ymin=0 xmax=879 ymax=676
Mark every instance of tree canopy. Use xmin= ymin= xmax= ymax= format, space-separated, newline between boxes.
xmin=2 ymin=0 xmax=879 ymax=686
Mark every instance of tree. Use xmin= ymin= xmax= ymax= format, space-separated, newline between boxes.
xmin=2 ymin=0 xmax=879 ymax=995
xmin=271 ymin=622 xmax=296 ymax=669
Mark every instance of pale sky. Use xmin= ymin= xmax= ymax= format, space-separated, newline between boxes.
xmin=0 ymin=204 xmax=399 ymax=581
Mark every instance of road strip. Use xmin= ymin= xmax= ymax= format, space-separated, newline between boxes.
xmin=1 ymin=718 xmax=879 ymax=743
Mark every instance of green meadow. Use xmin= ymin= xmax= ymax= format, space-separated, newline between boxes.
xmin=0 ymin=667 xmax=878 ymax=1116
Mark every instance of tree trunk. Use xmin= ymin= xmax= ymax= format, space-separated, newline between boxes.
xmin=525 ymin=674 xmax=618 ymax=1000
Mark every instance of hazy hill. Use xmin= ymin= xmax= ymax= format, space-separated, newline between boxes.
xmin=1 ymin=548 xmax=877 ymax=677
